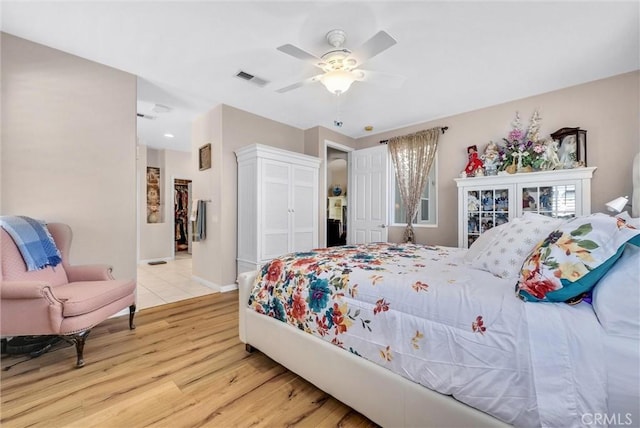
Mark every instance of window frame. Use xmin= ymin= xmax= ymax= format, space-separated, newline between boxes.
xmin=390 ymin=155 xmax=438 ymax=228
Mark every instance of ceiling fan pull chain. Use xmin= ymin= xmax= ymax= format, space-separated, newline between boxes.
xmin=334 ymin=94 xmax=344 ymax=128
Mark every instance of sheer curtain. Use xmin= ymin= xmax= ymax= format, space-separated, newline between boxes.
xmin=388 ymin=127 xmax=441 ymax=242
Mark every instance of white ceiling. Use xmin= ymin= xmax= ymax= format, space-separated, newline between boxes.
xmin=2 ymin=1 xmax=638 ymax=153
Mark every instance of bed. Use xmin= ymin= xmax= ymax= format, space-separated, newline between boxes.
xmin=238 ymin=164 xmax=640 ymax=427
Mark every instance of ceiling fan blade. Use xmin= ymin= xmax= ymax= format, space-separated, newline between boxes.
xmin=277 ymin=44 xmax=323 ymax=67
xmin=349 ymin=31 xmax=397 ymax=66
xmin=356 ymin=69 xmax=406 ymax=89
xmin=276 ymin=74 xmax=322 ymax=93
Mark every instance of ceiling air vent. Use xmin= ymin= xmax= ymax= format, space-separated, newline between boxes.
xmin=235 ymin=70 xmax=269 ymax=87
xmin=151 ymin=104 xmax=172 ymax=114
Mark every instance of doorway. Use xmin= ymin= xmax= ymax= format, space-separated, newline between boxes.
xmin=325 ymin=145 xmax=350 ymax=247
xmin=174 ymin=179 xmax=192 ymax=256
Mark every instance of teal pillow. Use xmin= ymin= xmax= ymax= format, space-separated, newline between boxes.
xmin=516 ymin=213 xmax=640 ymax=303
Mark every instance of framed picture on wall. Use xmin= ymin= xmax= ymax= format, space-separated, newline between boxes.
xmin=146 ymin=166 xmax=161 ymax=223
xmin=199 ymin=143 xmax=212 ymax=171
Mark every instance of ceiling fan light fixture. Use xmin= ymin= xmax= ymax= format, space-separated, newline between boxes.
xmin=320 ymin=69 xmax=356 ymax=95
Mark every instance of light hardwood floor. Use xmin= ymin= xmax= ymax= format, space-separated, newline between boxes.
xmin=1 ymin=292 xmax=376 ymax=428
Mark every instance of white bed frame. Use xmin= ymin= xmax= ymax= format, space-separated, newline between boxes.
xmin=238 ymin=271 xmax=509 ymax=427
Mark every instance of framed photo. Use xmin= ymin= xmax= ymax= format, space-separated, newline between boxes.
xmin=146 ymin=167 xmax=162 ymax=223
xmin=199 ymin=143 xmax=212 ymax=171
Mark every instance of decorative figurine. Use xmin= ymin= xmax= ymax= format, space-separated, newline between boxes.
xmin=558 ymin=134 xmax=578 ymax=169
xmin=539 ymin=138 xmax=561 ymax=171
xmin=481 ymin=141 xmax=501 ymax=176
xmin=468 ymin=191 xmax=480 ymax=212
xmin=482 ymin=191 xmax=494 ymax=211
xmin=464 ymin=145 xmax=484 ymax=177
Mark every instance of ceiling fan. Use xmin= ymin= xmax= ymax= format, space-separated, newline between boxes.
xmin=276 ymin=29 xmax=403 ymax=95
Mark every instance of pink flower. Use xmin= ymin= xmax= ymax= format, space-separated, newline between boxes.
xmin=509 ymin=129 xmax=523 ymax=141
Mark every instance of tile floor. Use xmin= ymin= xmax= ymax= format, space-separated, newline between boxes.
xmin=136 ymin=253 xmax=217 ymax=310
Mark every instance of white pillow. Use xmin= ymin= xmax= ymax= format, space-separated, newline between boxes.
xmin=471 ymin=213 xmax=565 ymax=279
xmin=463 ymin=222 xmax=506 ymax=264
xmin=592 ymin=243 xmax=640 ymax=339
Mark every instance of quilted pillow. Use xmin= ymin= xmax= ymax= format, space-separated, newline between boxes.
xmin=470 ymin=213 xmax=565 ymax=279
xmin=516 ymin=213 xmax=640 ymax=303
xmin=592 ymin=243 xmax=640 ymax=338
xmin=463 ymin=222 xmax=504 ymax=264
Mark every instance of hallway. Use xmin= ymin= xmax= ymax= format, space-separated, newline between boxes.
xmin=136 ymin=254 xmax=216 ymax=310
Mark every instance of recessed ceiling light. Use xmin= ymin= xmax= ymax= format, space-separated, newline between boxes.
xmin=364 ymin=125 xmax=374 ymax=132
xmin=164 ymin=133 xmax=174 ymax=138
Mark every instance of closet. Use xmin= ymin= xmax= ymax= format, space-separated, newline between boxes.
xmin=235 ymin=144 xmax=320 ymax=274
xmin=174 ymin=179 xmax=191 ymax=253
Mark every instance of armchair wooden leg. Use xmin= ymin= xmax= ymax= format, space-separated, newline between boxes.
xmin=129 ymin=304 xmax=136 ymax=330
xmin=64 ymin=330 xmax=90 ymax=368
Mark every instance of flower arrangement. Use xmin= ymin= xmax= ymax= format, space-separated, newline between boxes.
xmin=499 ymin=111 xmax=547 ymax=172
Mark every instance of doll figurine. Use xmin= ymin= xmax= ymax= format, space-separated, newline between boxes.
xmin=468 ymin=191 xmax=480 ymax=211
xmin=464 ymin=145 xmax=484 ymax=176
xmin=481 ymin=141 xmax=501 ymax=176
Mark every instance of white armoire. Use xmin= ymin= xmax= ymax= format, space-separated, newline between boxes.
xmin=235 ymin=144 xmax=321 ymax=274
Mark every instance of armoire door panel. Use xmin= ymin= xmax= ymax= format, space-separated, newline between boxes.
xmin=292 ymin=231 xmax=314 ymax=253
xmin=236 ymin=144 xmax=320 ymax=275
xmin=263 ymin=181 xmax=289 ymax=230
xmin=262 ymin=232 xmax=289 ymax=260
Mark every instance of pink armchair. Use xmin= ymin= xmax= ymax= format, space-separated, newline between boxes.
xmin=1 ymin=223 xmax=136 ymax=367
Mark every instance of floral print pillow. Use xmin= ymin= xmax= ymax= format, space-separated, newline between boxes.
xmin=516 ymin=213 xmax=640 ymax=303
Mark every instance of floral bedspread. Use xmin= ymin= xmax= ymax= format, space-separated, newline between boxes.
xmin=248 ymin=242 xmax=606 ymax=427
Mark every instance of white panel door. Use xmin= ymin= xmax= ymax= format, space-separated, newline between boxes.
xmin=291 ymin=164 xmax=317 ymax=252
xmin=261 ymin=159 xmax=290 ymax=260
xmin=348 ymin=145 xmax=388 ymax=244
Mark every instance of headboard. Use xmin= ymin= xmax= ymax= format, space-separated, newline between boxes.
xmin=633 ymin=152 xmax=639 ymax=218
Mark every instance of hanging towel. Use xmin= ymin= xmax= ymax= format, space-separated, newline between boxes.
xmin=190 ymin=199 xmax=199 ymax=222
xmin=0 ymin=215 xmax=62 ymax=271
xmin=191 ymin=200 xmax=206 ymax=241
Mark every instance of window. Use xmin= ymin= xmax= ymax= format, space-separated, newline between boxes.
xmin=391 ymin=158 xmax=437 ymax=226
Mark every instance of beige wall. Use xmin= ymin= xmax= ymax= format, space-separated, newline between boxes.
xmin=1 ymin=33 xmax=138 ymax=279
xmin=191 ymin=105 xmax=223 ymax=287
xmin=356 ymin=71 xmax=640 ymax=246
xmin=304 ymin=126 xmax=357 ymax=247
xmin=138 ymin=146 xmax=192 ymax=262
xmin=191 ymin=104 xmax=306 ymax=287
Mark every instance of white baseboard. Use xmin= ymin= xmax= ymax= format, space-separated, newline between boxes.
xmin=191 ymin=275 xmax=237 ymax=293
xmin=219 ymin=283 xmax=238 ymax=293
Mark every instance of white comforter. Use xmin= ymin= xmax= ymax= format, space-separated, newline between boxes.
xmin=248 ymin=243 xmax=607 ymax=427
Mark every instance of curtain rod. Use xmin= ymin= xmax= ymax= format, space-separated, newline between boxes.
xmin=379 ymin=126 xmax=448 ymax=145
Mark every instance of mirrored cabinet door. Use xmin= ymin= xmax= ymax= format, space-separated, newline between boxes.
xmin=455 ymin=167 xmax=596 ymax=248
xmin=465 ymin=187 xmax=512 ymax=248
xmin=521 ymin=185 xmax=577 ymax=219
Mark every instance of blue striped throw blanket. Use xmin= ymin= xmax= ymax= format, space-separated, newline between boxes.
xmin=0 ymin=216 xmax=62 ymax=271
